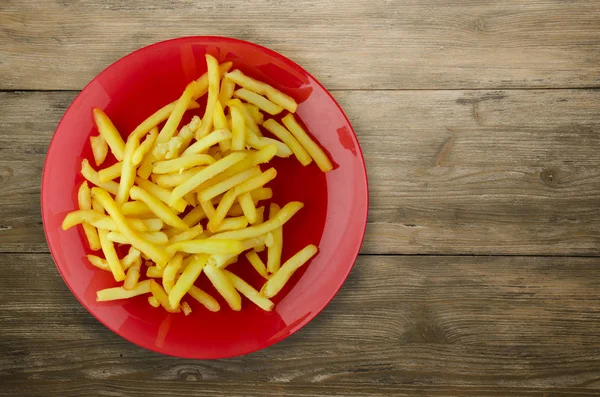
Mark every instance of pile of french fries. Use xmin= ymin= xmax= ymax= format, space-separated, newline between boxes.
xmin=62 ymin=54 xmax=332 ymax=315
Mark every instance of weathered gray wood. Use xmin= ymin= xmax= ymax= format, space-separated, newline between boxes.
xmin=2 ymin=254 xmax=600 ymax=395
xmin=1 ymin=89 xmax=599 ymax=255
xmin=1 ymin=0 xmax=599 ymax=90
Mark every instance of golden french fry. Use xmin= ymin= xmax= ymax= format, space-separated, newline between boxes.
xmin=93 ymin=108 xmax=126 ymax=161
xmin=107 ymin=230 xmax=168 ymax=245
xmin=90 ymin=135 xmax=108 ymax=166
xmin=62 ymin=210 xmax=104 ymax=230
xmin=168 ymin=239 xmax=244 ymax=255
xmin=129 ymin=186 xmax=188 ymax=230
xmin=91 ymin=187 xmax=170 ymax=266
xmin=90 ymin=215 xmax=148 ymax=232
xmin=184 ymin=191 xmax=198 ymax=207
xmin=234 ymin=168 xmax=277 ymax=197
xmin=130 ymin=101 xmax=199 ymax=141
xmin=282 ymin=114 xmax=333 ymax=172
xmin=92 ymin=198 xmax=105 ymax=214
xmin=97 ymin=279 xmax=152 ymax=302
xmin=169 ymin=224 xmax=204 ymax=244
xmin=225 ymin=99 xmax=261 ymax=136
xmin=152 ymin=154 xmax=215 ymax=175
xmin=121 ymin=201 xmax=153 ymax=217
xmin=123 ymin=261 xmax=141 ymax=290
xmin=211 ymin=201 xmax=303 ymax=241
xmin=146 ymin=266 xmax=164 ymax=278
xmin=149 ymin=280 xmax=179 ymax=313
xmin=77 ymin=181 xmax=101 ymax=250
xmin=195 ymin=55 xmax=221 ymax=139
xmin=135 ymin=177 xmax=188 ymax=213
xmin=261 ymin=245 xmax=318 ymax=298
xmin=97 ymin=162 xmax=123 ymax=183
xmin=81 ymin=159 xmax=119 ymax=195
xmin=98 ymin=229 xmax=126 ymax=282
xmin=207 ymin=189 xmax=237 ymax=232
xmin=234 ymin=88 xmax=283 ymax=115
xmin=200 ymin=199 xmax=216 ymax=223
xmin=230 ymin=105 xmax=246 ymax=151
xmin=162 ymin=254 xmax=183 ymax=294
xmin=213 ymin=101 xmax=228 ymax=130
xmin=267 ymin=203 xmax=283 ymax=273
xmin=157 ymin=83 xmax=196 ymax=145
xmin=121 ymin=246 xmax=141 ymax=270
xmin=223 ymin=269 xmax=274 ymax=311
xmin=188 ymin=286 xmax=220 ymax=312
xmin=226 ymin=69 xmax=297 ymax=113
xmin=177 ymin=116 xmax=202 ymax=154
xmin=209 ymin=235 xmax=268 ymax=268
xmin=215 ymin=216 xmax=248 ymax=232
xmin=238 ymin=192 xmax=257 ymax=224
xmin=245 ymin=103 xmax=264 ymax=125
xmin=141 ymin=218 xmax=164 ymax=232
xmin=219 ymin=76 xmax=236 ymax=104
xmin=247 ymin=134 xmax=293 ymax=158
xmin=132 ymin=127 xmax=158 ymax=166
xmin=182 ymin=129 xmax=232 ymax=156
xmin=87 ymin=255 xmax=110 ymax=271
xmin=170 ymin=152 xmax=247 ymax=204
xmin=203 ymin=264 xmax=241 ymax=311
xmin=148 ymin=296 xmax=160 ymax=307
xmin=168 ymin=254 xmax=208 ymax=308
xmin=116 ymin=131 xmax=141 ymax=205
xmin=182 ymin=206 xmax=206 ymax=227
xmin=245 ymin=251 xmax=268 ymax=279
xmin=198 ymin=166 xmax=261 ymax=202
xmin=262 ymin=119 xmax=312 ymax=166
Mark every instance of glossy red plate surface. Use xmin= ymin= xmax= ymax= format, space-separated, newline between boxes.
xmin=41 ymin=36 xmax=368 ymax=359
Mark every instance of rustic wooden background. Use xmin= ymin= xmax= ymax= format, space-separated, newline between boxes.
xmin=2 ymin=1 xmax=600 ymax=396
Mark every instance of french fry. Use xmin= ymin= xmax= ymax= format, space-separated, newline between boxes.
xmin=62 ymin=210 xmax=105 ymax=230
xmin=182 ymin=206 xmax=206 ymax=227
xmin=81 ymin=159 xmax=119 ymax=195
xmin=129 ymin=186 xmax=188 ymax=230
xmin=262 ymin=119 xmax=312 ymax=166
xmin=98 ymin=229 xmax=126 ymax=282
xmin=188 ymin=286 xmax=220 ymax=312
xmin=91 ymin=187 xmax=170 ymax=266
xmin=261 ymin=245 xmax=318 ymax=298
xmin=162 ymin=254 xmax=183 ymax=294
xmin=121 ymin=201 xmax=153 ymax=217
xmin=200 ymin=199 xmax=216 ymax=223
xmin=87 ymin=255 xmax=110 ymax=271
xmin=215 ymin=216 xmax=248 ymax=232
xmin=132 ymin=127 xmax=158 ymax=166
xmin=90 ymin=135 xmax=108 ymax=166
xmin=130 ymin=101 xmax=199 ymax=141
xmin=149 ymin=280 xmax=179 ymax=313
xmin=116 ymin=130 xmax=141 ymax=205
xmin=194 ymin=54 xmax=221 ymax=140
xmin=238 ymin=192 xmax=257 ymax=224
xmin=230 ymin=105 xmax=246 ymax=151
xmin=253 ymin=207 xmax=266 ymax=252
xmin=203 ymin=264 xmax=241 ymax=311
xmin=267 ymin=203 xmax=283 ymax=273
xmin=97 ymin=279 xmax=152 ymax=302
xmin=146 ymin=266 xmax=164 ymax=278
xmin=134 ymin=177 xmax=187 ymax=213
xmin=223 ymin=269 xmax=274 ymax=311
xmin=93 ymin=108 xmax=126 ymax=161
xmin=177 ymin=116 xmax=202 ymax=154
xmin=168 ymin=254 xmax=208 ymax=308
xmin=247 ymin=134 xmax=293 ymax=158
xmin=234 ymin=88 xmax=283 ymax=115
xmin=152 ymin=154 xmax=215 ymax=174
xmin=157 ymin=83 xmax=196 ymax=146
xmin=97 ymin=162 xmax=123 ymax=183
xmin=209 ymin=235 xmax=268 ymax=268
xmin=213 ymin=101 xmax=228 ymax=130
xmin=77 ymin=181 xmax=101 ymax=250
xmin=90 ymin=215 xmax=148 ymax=232
xmin=181 ymin=302 xmax=192 ymax=316
xmin=141 ymin=218 xmax=164 ymax=232
xmin=168 ymin=224 xmax=204 ymax=244
xmin=197 ymin=166 xmax=261 ymax=202
xmin=218 ymin=76 xmax=236 ymax=104
xmin=121 ymin=246 xmax=141 ymax=270
xmin=207 ymin=189 xmax=237 ymax=232
xmin=107 ymin=230 xmax=168 ymax=245
xmin=148 ymin=296 xmax=160 ymax=307
xmin=282 ymin=114 xmax=333 ymax=172
xmin=123 ymin=261 xmax=141 ymax=290
xmin=225 ymin=99 xmax=261 ymax=136
xmin=182 ymin=129 xmax=232 ymax=156
xmin=245 ymin=103 xmax=264 ymax=125
xmin=184 ymin=191 xmax=198 ymax=207
xmin=168 ymin=239 xmax=244 ymax=255
xmin=170 ymin=152 xmax=247 ymax=204
xmin=245 ymin=250 xmax=269 ymax=279
xmin=226 ymin=69 xmax=297 ymax=113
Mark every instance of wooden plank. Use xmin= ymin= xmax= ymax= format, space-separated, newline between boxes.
xmin=2 ymin=254 xmax=600 ymax=395
xmin=1 ymin=89 xmax=599 ymax=255
xmin=1 ymin=0 xmax=599 ymax=90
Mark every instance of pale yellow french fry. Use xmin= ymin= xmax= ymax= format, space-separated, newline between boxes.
xmin=282 ymin=114 xmax=333 ymax=172
xmin=264 ymin=86 xmax=297 ymax=114
xmin=191 ymin=62 xmax=233 ymax=100
xmin=168 ymin=239 xmax=244 ymax=255
xmin=225 ymin=69 xmax=297 ymax=113
xmin=207 ymin=190 xmax=237 ymax=233
xmin=261 ymin=245 xmax=318 ymax=298
xmin=92 ymin=198 xmax=105 ymax=214
xmin=177 ymin=116 xmax=202 ymax=154
xmin=121 ymin=246 xmax=141 ymax=271
xmin=152 ymin=154 xmax=215 ymax=175
xmin=225 ymin=99 xmax=261 ymax=136
xmin=130 ymin=101 xmax=199 ymax=141
xmin=181 ymin=302 xmax=192 ymax=316
xmin=262 ymin=119 xmax=312 ymax=166
xmin=223 ymin=269 xmax=274 ymax=311
xmin=200 ymin=199 xmax=216 ymax=223
xmin=182 ymin=206 xmax=206 ymax=227
xmin=61 ymin=210 xmax=105 ymax=230
xmin=107 ymin=230 xmax=168 ymax=245
xmin=184 ymin=191 xmax=198 ymax=207
xmin=235 ymin=168 xmax=277 ymax=196
xmin=168 ymin=254 xmax=208 ymax=308
xmin=245 ymin=103 xmax=264 ymax=125
xmin=157 ymin=83 xmax=196 ymax=145
xmin=182 ymin=129 xmax=232 ymax=156
xmin=90 ymin=215 xmax=148 ymax=232
xmin=267 ymin=203 xmax=283 ymax=273
xmin=253 ymin=208 xmax=266 ymax=252
xmin=93 ymin=108 xmax=125 ymax=161
xmin=234 ymin=88 xmax=283 ymax=115
xmin=213 ymin=101 xmax=228 ymax=130
xmin=149 ymin=280 xmax=179 ymax=313
xmin=188 ymin=286 xmax=220 ymax=312
xmin=98 ymin=229 xmax=126 ymax=282
xmin=215 ymin=216 xmax=248 ymax=232
xmin=153 ymin=137 xmax=184 ymax=161
xmin=77 ymin=181 xmax=101 ymax=250
xmin=195 ymin=55 xmax=221 ymax=139
xmin=81 ymin=159 xmax=119 ymax=195
xmin=146 ymin=266 xmax=164 ymax=278
xmin=245 ymin=251 xmax=268 ymax=279
xmin=198 ymin=166 xmax=261 ymax=202
xmin=121 ymin=201 xmax=153 ymax=217
xmin=90 ymin=135 xmax=108 ymax=166
xmin=225 ymin=188 xmax=272 ymax=218
xmin=169 ymin=224 xmax=204 ymax=244
xmin=91 ymin=187 xmax=170 ymax=266
xmin=212 ymin=201 xmax=303 ymax=241
xmin=209 ymin=235 xmax=268 ymax=268
xmin=151 ymin=166 xmax=205 ymax=188
xmin=134 ymin=177 xmax=187 ymax=213
xmin=123 ymin=261 xmax=141 ymax=290
xmin=230 ymin=105 xmax=246 ymax=151
xmin=141 ymin=218 xmax=164 ymax=232
xmin=203 ymin=264 xmax=241 ymax=311
xmin=87 ymin=255 xmax=110 ymax=272
xmin=116 ymin=131 xmax=141 ymax=205
xmin=218 ymin=76 xmax=236 ymax=104
xmin=162 ymin=254 xmax=183 ymax=294
xmin=238 ymin=192 xmax=257 ymax=224
xmin=132 ymin=127 xmax=158 ymax=166
xmin=170 ymin=152 xmax=247 ymax=204
xmin=129 ymin=186 xmax=188 ymax=230
xmin=148 ymin=296 xmax=160 ymax=307
xmin=247 ymin=134 xmax=292 ymax=158
xmin=97 ymin=279 xmax=152 ymax=302
xmin=97 ymin=162 xmax=123 ymax=183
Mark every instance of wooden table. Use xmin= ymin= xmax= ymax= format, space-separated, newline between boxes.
xmin=2 ymin=1 xmax=600 ymax=395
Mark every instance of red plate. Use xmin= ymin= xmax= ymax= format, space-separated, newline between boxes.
xmin=41 ymin=36 xmax=368 ymax=359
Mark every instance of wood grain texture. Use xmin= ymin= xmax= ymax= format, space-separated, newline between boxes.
xmin=1 ymin=89 xmax=599 ymax=255
xmin=1 ymin=0 xmax=600 ymax=90
xmin=3 ymin=253 xmax=600 ymax=396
